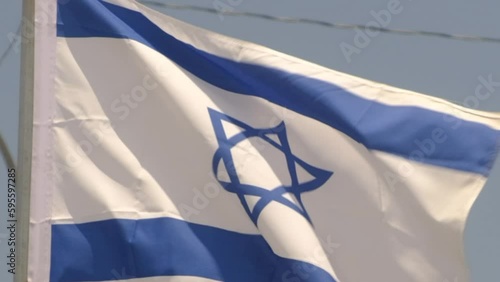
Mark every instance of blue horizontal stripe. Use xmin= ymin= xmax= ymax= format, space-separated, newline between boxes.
xmin=50 ymin=217 xmax=336 ymax=282
xmin=57 ymin=0 xmax=500 ymax=175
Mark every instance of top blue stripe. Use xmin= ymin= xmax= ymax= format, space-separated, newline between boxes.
xmin=57 ymin=0 xmax=499 ymax=175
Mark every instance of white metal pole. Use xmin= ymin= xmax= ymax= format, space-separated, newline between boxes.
xmin=15 ymin=0 xmax=35 ymax=281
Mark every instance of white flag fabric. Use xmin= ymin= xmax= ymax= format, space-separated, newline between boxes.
xmin=27 ymin=0 xmax=500 ymax=281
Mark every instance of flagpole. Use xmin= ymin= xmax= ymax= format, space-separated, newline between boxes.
xmin=15 ymin=0 xmax=35 ymax=281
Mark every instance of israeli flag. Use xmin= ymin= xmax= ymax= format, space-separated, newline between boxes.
xmin=26 ymin=0 xmax=500 ymax=281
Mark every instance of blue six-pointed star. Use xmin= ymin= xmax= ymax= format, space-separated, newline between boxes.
xmin=209 ymin=108 xmax=333 ymax=225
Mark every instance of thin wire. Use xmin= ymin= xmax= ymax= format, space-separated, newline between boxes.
xmin=141 ymin=0 xmax=500 ymax=44
xmin=0 ymin=24 xmax=21 ymax=68
xmin=0 ymin=24 xmax=20 ymax=169
xmin=0 ymin=133 xmax=15 ymax=169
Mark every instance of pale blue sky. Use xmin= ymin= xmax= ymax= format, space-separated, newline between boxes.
xmin=1 ymin=0 xmax=499 ymax=281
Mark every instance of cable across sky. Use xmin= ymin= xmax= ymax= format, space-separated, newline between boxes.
xmin=0 ymin=24 xmax=20 ymax=69
xmin=2 ymin=2 xmax=500 ymax=70
xmin=141 ymin=0 xmax=500 ymax=44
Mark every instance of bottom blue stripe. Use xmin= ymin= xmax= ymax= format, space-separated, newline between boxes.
xmin=50 ymin=217 xmax=336 ymax=282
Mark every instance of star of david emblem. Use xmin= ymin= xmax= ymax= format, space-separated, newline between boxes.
xmin=209 ymin=108 xmax=333 ymax=225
